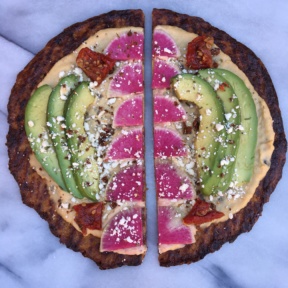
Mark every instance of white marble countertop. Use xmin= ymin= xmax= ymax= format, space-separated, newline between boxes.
xmin=1 ymin=1 xmax=288 ymax=287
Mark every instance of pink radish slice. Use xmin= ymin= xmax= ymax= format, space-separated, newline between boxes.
xmin=158 ymin=206 xmax=193 ymax=245
xmin=154 ymin=127 xmax=187 ymax=158
xmin=155 ymin=162 xmax=193 ymax=200
xmin=152 ymin=59 xmax=180 ymax=89
xmin=108 ymin=62 xmax=143 ymax=97
xmin=101 ymin=206 xmax=144 ymax=251
xmin=153 ymin=29 xmax=180 ymax=58
xmin=113 ymin=96 xmax=143 ymax=127
xmin=106 ymin=165 xmax=144 ymax=201
xmin=154 ymin=96 xmax=186 ymax=123
xmin=104 ymin=31 xmax=144 ymax=60
xmin=105 ymin=128 xmax=143 ymax=160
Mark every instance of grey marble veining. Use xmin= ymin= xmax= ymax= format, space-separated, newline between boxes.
xmin=1 ymin=1 xmax=288 ymax=288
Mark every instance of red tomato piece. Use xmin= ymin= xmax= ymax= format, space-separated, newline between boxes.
xmin=218 ymin=82 xmax=229 ymax=91
xmin=73 ymin=202 xmax=104 ymax=235
xmin=186 ymin=36 xmax=214 ymax=70
xmin=183 ymin=198 xmax=224 ymax=225
xmin=76 ymin=47 xmax=115 ymax=85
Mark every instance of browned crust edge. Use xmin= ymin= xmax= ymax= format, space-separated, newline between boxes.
xmin=7 ymin=9 xmax=145 ymax=270
xmin=153 ymin=8 xmax=287 ymax=267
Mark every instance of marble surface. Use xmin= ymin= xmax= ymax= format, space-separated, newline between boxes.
xmin=1 ymin=0 xmax=288 ymax=287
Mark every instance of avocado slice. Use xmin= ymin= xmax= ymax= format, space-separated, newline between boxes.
xmin=214 ymin=68 xmax=258 ymax=183
xmin=198 ymin=69 xmax=241 ymax=193
xmin=47 ymin=75 xmax=83 ymax=199
xmin=171 ymin=74 xmax=227 ymax=195
xmin=25 ymin=85 xmax=67 ymax=190
xmin=65 ymin=82 xmax=99 ymax=201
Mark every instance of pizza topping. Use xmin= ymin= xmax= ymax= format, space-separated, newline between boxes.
xmin=154 ymin=96 xmax=186 ymax=123
xmin=106 ymin=164 xmax=144 ymax=202
xmin=155 ymin=162 xmax=194 ymax=200
xmin=104 ymin=31 xmax=144 ymax=60
xmin=186 ymin=36 xmax=214 ymax=70
xmin=113 ymin=96 xmax=143 ymax=127
xmin=73 ymin=202 xmax=104 ymax=235
xmin=76 ymin=47 xmax=115 ymax=85
xmin=105 ymin=128 xmax=143 ymax=160
xmin=152 ymin=59 xmax=180 ymax=89
xmin=107 ymin=62 xmax=144 ymax=97
xmin=158 ymin=206 xmax=194 ymax=246
xmin=101 ymin=206 xmax=144 ymax=252
xmin=183 ymin=198 xmax=224 ymax=225
xmin=153 ymin=29 xmax=180 ymax=58
xmin=154 ymin=127 xmax=187 ymax=158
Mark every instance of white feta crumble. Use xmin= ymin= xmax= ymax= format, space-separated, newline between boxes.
xmin=59 ymin=71 xmax=65 ymax=78
xmin=225 ymin=113 xmax=232 ymax=120
xmin=206 ymin=109 xmax=212 ymax=116
xmin=179 ymin=183 xmax=189 ymax=193
xmin=107 ymin=98 xmax=116 ymax=105
xmin=163 ymin=47 xmax=173 ymax=54
xmin=28 ymin=120 xmax=34 ymax=127
xmin=215 ymin=123 xmax=224 ymax=131
xmin=125 ymin=236 xmax=134 ymax=243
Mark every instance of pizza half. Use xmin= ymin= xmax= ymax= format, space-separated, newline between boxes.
xmin=7 ymin=9 xmax=146 ymax=270
xmin=152 ymin=8 xmax=286 ymax=266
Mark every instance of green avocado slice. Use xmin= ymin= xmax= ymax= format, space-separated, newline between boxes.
xmin=214 ymin=68 xmax=258 ymax=184
xmin=47 ymin=75 xmax=83 ymax=199
xmin=25 ymin=85 xmax=67 ymax=190
xmin=65 ymin=82 xmax=99 ymax=201
xmin=171 ymin=74 xmax=227 ymax=195
xmin=198 ymin=69 xmax=241 ymax=193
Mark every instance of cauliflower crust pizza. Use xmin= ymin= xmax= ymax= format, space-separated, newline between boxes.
xmin=6 ymin=8 xmax=286 ymax=270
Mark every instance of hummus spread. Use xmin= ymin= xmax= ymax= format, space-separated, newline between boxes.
xmin=30 ymin=25 xmax=274 ymax=251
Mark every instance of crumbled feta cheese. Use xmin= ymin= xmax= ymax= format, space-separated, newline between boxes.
xmin=215 ymin=123 xmax=224 ymax=131
xmin=179 ymin=183 xmax=189 ymax=193
xmin=28 ymin=120 xmax=34 ymax=127
xmin=225 ymin=113 xmax=232 ymax=120
xmin=206 ymin=109 xmax=212 ymax=116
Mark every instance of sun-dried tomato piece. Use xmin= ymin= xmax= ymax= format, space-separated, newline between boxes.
xmin=186 ymin=36 xmax=214 ymax=70
xmin=218 ymin=82 xmax=229 ymax=91
xmin=76 ymin=47 xmax=115 ymax=85
xmin=73 ymin=202 xmax=104 ymax=235
xmin=183 ymin=198 xmax=224 ymax=225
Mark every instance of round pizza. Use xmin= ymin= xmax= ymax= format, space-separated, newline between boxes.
xmin=6 ymin=8 xmax=286 ymax=270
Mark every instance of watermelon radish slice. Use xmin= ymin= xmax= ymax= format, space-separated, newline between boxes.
xmin=152 ymin=59 xmax=180 ymax=89
xmin=106 ymin=164 xmax=144 ymax=201
xmin=154 ymin=127 xmax=187 ymax=158
xmin=108 ymin=62 xmax=143 ymax=97
xmin=153 ymin=29 xmax=180 ymax=58
xmin=113 ymin=96 xmax=143 ymax=127
xmin=105 ymin=128 xmax=143 ymax=160
xmin=101 ymin=206 xmax=144 ymax=251
xmin=104 ymin=31 xmax=144 ymax=60
xmin=154 ymin=96 xmax=186 ymax=123
xmin=156 ymin=162 xmax=194 ymax=200
xmin=158 ymin=206 xmax=193 ymax=245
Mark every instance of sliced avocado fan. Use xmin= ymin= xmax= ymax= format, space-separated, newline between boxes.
xmin=47 ymin=75 xmax=83 ymax=199
xmin=25 ymin=85 xmax=67 ymax=190
xmin=65 ymin=82 xmax=99 ymax=201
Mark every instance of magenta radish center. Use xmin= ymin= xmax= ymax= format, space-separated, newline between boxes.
xmin=113 ymin=96 xmax=143 ymax=127
xmin=104 ymin=31 xmax=144 ymax=60
xmin=106 ymin=165 xmax=144 ymax=201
